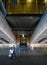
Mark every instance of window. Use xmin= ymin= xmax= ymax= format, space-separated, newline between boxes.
xmin=11 ymin=0 xmax=18 ymax=5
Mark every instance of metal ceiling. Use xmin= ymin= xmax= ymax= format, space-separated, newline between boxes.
xmin=6 ymin=16 xmax=40 ymax=31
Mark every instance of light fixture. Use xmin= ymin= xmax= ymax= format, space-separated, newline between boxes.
xmin=22 ymin=34 xmax=24 ymax=37
xmin=27 ymin=0 xmax=32 ymax=3
xmin=45 ymin=0 xmax=47 ymax=2
xmin=28 ymin=17 xmax=33 ymax=19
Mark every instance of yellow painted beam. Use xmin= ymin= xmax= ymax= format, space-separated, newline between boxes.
xmin=7 ymin=0 xmax=45 ymax=14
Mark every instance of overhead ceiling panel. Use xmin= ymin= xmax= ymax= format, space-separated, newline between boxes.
xmin=6 ymin=16 xmax=40 ymax=31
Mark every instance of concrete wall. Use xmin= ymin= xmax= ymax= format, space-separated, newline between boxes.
xmin=30 ymin=10 xmax=47 ymax=43
xmin=0 ymin=11 xmax=16 ymax=43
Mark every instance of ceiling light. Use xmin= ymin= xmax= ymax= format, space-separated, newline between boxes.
xmin=22 ymin=34 xmax=24 ymax=37
xmin=45 ymin=0 xmax=47 ymax=2
xmin=28 ymin=17 xmax=33 ymax=19
xmin=27 ymin=0 xmax=32 ymax=3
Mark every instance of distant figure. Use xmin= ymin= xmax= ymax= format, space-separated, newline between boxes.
xmin=9 ymin=47 xmax=14 ymax=59
xmin=9 ymin=45 xmax=16 ymax=59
